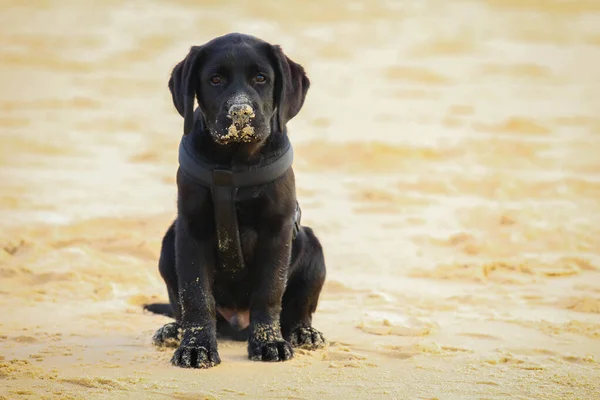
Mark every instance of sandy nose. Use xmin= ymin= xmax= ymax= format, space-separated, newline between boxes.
xmin=228 ymin=104 xmax=254 ymax=123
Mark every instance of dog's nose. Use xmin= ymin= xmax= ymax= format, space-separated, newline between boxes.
xmin=228 ymin=104 xmax=254 ymax=122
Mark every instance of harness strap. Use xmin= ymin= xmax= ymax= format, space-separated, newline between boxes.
xmin=178 ymin=135 xmax=299 ymax=274
xmin=212 ymin=182 xmax=245 ymax=273
xmin=178 ymin=136 xmax=294 ymax=187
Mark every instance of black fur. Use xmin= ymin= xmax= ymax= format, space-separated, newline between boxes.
xmin=144 ymin=33 xmax=327 ymax=369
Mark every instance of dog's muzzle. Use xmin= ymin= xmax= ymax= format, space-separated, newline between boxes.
xmin=214 ymin=103 xmax=256 ymax=144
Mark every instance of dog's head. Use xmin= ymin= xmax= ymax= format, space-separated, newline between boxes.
xmin=168 ymin=33 xmax=310 ymax=145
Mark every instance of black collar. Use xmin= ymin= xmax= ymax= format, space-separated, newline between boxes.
xmin=178 ymin=134 xmax=294 ymax=187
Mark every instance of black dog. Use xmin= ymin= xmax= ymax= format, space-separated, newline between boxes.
xmin=143 ymin=33 xmax=327 ymax=369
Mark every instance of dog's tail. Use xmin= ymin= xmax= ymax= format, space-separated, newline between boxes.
xmin=143 ymin=303 xmax=175 ymax=318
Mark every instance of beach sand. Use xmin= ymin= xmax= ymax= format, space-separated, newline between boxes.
xmin=1 ymin=0 xmax=600 ymax=398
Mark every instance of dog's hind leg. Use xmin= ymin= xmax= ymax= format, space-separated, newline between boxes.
xmin=280 ymin=227 xmax=327 ymax=350
xmin=149 ymin=221 xmax=183 ymax=347
xmin=152 ymin=321 xmax=181 ymax=348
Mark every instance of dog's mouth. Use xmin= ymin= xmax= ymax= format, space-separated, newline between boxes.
xmin=214 ymin=122 xmax=256 ymax=145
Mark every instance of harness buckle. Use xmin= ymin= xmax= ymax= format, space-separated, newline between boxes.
xmin=212 ymin=169 xmax=234 ymax=186
xmin=292 ymin=201 xmax=301 ymax=239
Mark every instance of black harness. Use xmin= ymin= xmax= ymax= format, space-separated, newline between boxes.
xmin=178 ymin=134 xmax=301 ymax=272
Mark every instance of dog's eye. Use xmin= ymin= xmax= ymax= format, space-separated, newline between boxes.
xmin=254 ymin=74 xmax=266 ymax=83
xmin=210 ymin=75 xmax=223 ymax=85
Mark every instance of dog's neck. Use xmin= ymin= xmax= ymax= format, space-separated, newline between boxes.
xmin=188 ymin=119 xmax=290 ymax=168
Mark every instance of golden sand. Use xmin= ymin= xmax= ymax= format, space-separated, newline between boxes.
xmin=1 ymin=0 xmax=599 ymax=399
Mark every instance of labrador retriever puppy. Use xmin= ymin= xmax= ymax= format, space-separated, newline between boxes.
xmin=144 ymin=33 xmax=327 ymax=369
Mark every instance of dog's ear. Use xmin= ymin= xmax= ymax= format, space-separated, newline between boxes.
xmin=168 ymin=45 xmax=204 ymax=135
xmin=269 ymin=45 xmax=310 ymax=133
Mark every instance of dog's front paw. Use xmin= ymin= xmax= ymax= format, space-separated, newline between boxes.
xmin=171 ymin=343 xmax=221 ymax=369
xmin=289 ymin=326 xmax=326 ymax=350
xmin=152 ymin=322 xmax=181 ymax=348
xmin=170 ymin=329 xmax=220 ymax=369
xmin=248 ymin=338 xmax=294 ymax=362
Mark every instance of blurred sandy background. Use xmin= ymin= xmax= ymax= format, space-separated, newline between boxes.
xmin=1 ymin=0 xmax=600 ymax=399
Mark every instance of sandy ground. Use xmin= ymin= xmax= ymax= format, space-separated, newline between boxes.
xmin=1 ymin=0 xmax=600 ymax=399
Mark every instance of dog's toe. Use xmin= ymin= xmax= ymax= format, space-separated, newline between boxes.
xmin=289 ymin=326 xmax=326 ymax=350
xmin=248 ymin=339 xmax=294 ymax=362
xmin=171 ymin=344 xmax=221 ymax=369
xmin=152 ymin=322 xmax=181 ymax=348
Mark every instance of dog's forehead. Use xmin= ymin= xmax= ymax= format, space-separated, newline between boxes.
xmin=204 ymin=33 xmax=268 ymax=49
xmin=202 ymin=41 xmax=272 ymax=72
